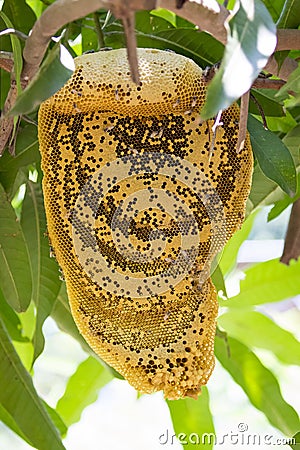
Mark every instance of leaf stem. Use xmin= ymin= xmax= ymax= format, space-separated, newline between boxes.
xmin=93 ymin=12 xmax=105 ymax=49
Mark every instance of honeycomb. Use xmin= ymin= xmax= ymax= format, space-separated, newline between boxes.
xmin=38 ymin=48 xmax=253 ymax=399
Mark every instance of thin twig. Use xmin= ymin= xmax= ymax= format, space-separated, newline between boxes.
xmin=0 ymin=28 xmax=28 ymax=40
xmin=93 ymin=12 xmax=105 ymax=49
xmin=250 ymin=93 xmax=268 ymax=129
xmin=236 ymin=90 xmax=250 ymax=153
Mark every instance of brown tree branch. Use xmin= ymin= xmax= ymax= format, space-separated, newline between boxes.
xmin=276 ymin=29 xmax=300 ymax=51
xmin=280 ymin=199 xmax=300 ymax=265
xmin=0 ymin=51 xmax=14 ymax=72
xmin=251 ymin=78 xmax=286 ymax=90
xmin=264 ymin=55 xmax=298 ymax=82
xmin=22 ymin=0 xmax=111 ymax=81
xmin=236 ymin=89 xmax=249 ymax=153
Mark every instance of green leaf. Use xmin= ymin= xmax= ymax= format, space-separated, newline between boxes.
xmin=136 ymin=28 xmax=224 ymax=67
xmin=51 ymin=284 xmax=94 ymax=353
xmin=0 ymin=11 xmax=23 ymax=94
xmin=104 ymin=12 xmax=224 ymax=68
xmin=150 ymin=8 xmax=177 ymax=28
xmin=21 ymin=181 xmax=61 ymax=361
xmin=211 ymin=264 xmax=227 ymax=297
xmin=268 ymin=173 xmax=300 ymax=221
xmin=167 ymin=387 xmax=215 ymax=449
xmin=42 ymin=401 xmax=67 ymax=438
xmin=249 ymin=164 xmax=283 ymax=210
xmin=2 ymin=0 xmax=36 ymax=34
xmin=248 ymin=114 xmax=297 ymax=197
xmin=0 ymin=288 xmax=28 ymax=342
xmin=219 ymin=257 xmax=300 ymax=308
xmin=0 ymin=402 xmax=32 ymax=445
xmin=261 ymin=0 xmax=286 ymax=22
xmin=10 ymin=44 xmax=73 ymax=116
xmin=51 ymin=284 xmax=124 ymax=380
xmin=276 ymin=0 xmax=300 ymax=28
xmin=276 ymin=63 xmax=300 ymax=108
xmin=219 ymin=210 xmax=258 ymax=276
xmin=215 ymin=335 xmax=300 ymax=436
xmin=290 ymin=431 xmax=300 ymax=449
xmin=0 ymin=124 xmax=40 ymax=195
xmin=218 ymin=310 xmax=300 ymax=365
xmin=81 ymin=16 xmax=99 ymax=53
xmin=0 ymin=183 xmax=32 ymax=312
xmin=268 ymin=124 xmax=300 ymax=219
xmin=250 ymin=89 xmax=284 ymax=117
xmin=0 ymin=318 xmax=66 ymax=450
xmin=201 ymin=0 xmax=276 ymax=119
xmin=56 ymin=356 xmax=113 ymax=427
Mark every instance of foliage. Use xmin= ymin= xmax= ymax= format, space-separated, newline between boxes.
xmin=0 ymin=0 xmax=300 ymax=449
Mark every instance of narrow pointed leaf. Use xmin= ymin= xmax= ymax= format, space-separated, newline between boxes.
xmin=0 ymin=318 xmax=66 ymax=450
xmin=150 ymin=8 xmax=177 ymax=27
xmin=0 ymin=12 xmax=23 ymax=93
xmin=0 ymin=288 xmax=28 ymax=342
xmin=167 ymin=387 xmax=215 ymax=449
xmin=261 ymin=0 xmax=287 ymax=22
xmin=290 ymin=431 xmax=300 ymax=449
xmin=104 ymin=11 xmax=224 ymax=68
xmin=211 ymin=264 xmax=227 ymax=297
xmin=56 ymin=356 xmax=113 ymax=427
xmin=21 ymin=181 xmax=61 ymax=361
xmin=51 ymin=284 xmax=95 ymax=354
xmin=0 ymin=183 xmax=32 ymax=312
xmin=219 ymin=310 xmax=300 ymax=365
xmin=51 ymin=284 xmax=123 ymax=380
xmin=219 ymin=210 xmax=258 ymax=276
xmin=0 ymin=124 xmax=40 ymax=196
xmin=42 ymin=401 xmax=67 ymax=438
xmin=215 ymin=335 xmax=300 ymax=436
xmin=276 ymin=63 xmax=300 ymax=108
xmin=276 ymin=0 xmax=300 ymax=28
xmin=219 ymin=258 xmax=300 ymax=308
xmin=2 ymin=0 xmax=36 ymax=34
xmin=201 ymin=0 xmax=277 ymax=119
xmin=0 ymin=402 xmax=33 ymax=445
xmin=248 ymin=114 xmax=297 ymax=196
xmin=10 ymin=44 xmax=73 ymax=115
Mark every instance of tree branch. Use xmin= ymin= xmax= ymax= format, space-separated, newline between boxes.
xmin=264 ymin=55 xmax=298 ymax=82
xmin=251 ymin=78 xmax=286 ymax=90
xmin=21 ymin=0 xmax=111 ymax=81
xmin=280 ymin=199 xmax=300 ymax=265
xmin=236 ymin=89 xmax=249 ymax=153
xmin=276 ymin=29 xmax=300 ymax=51
xmin=0 ymin=51 xmax=14 ymax=72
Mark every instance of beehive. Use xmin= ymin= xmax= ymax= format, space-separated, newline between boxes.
xmin=38 ymin=48 xmax=253 ymax=399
